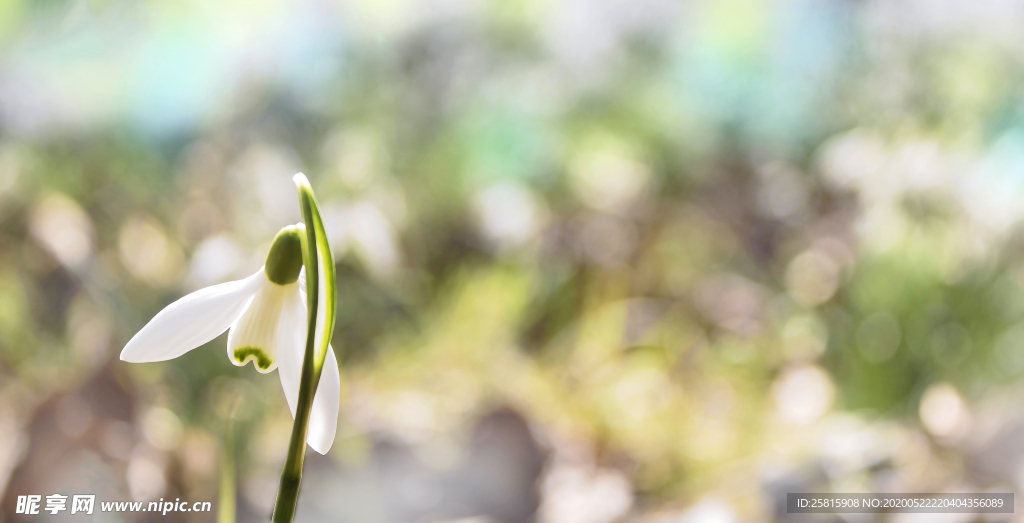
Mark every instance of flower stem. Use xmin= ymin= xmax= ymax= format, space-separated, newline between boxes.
xmin=272 ymin=174 xmax=337 ymax=523
xmin=217 ymin=436 xmax=235 ymax=523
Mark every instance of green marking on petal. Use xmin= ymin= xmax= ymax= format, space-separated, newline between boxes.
xmin=265 ymin=226 xmax=304 ymax=285
xmin=233 ymin=346 xmax=274 ymax=371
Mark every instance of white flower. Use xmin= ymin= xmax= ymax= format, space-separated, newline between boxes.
xmin=120 ymin=224 xmax=340 ymax=454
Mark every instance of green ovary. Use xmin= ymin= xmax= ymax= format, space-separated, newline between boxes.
xmin=233 ymin=347 xmax=273 ymax=371
xmin=265 ymin=225 xmax=304 ymax=285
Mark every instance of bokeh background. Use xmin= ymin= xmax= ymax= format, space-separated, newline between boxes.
xmin=1 ymin=0 xmax=1023 ymax=521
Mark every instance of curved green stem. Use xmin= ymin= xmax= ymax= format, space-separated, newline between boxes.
xmin=272 ymin=174 xmax=337 ymax=522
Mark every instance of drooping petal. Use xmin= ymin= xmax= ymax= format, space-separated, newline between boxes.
xmin=120 ymin=271 xmax=263 ymax=363
xmin=276 ymin=287 xmax=305 ymax=415
xmin=307 ymin=344 xmax=340 ymax=454
xmin=307 ymin=213 xmax=339 ymax=454
xmin=276 ymin=284 xmax=340 ymax=454
xmin=227 ymin=276 xmax=298 ymax=373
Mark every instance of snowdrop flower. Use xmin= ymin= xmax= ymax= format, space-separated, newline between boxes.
xmin=120 ymin=224 xmax=340 ymax=454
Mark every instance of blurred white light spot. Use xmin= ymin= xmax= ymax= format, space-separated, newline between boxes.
xmin=142 ymin=407 xmax=183 ymax=451
xmin=856 ymin=313 xmax=902 ymax=363
xmin=29 ymin=193 xmax=94 ymax=268
xmin=127 ymin=453 xmax=165 ymax=501
xmin=892 ymin=141 xmax=947 ymax=191
xmin=785 ymin=248 xmax=841 ymax=306
xmin=545 ymin=0 xmax=618 ymax=80
xmin=816 ymin=415 xmax=889 ymax=475
xmin=679 ymin=498 xmax=738 ymax=523
xmin=818 ymin=129 xmax=887 ymax=190
xmin=188 ymin=234 xmax=244 ymax=286
xmin=772 ymin=364 xmax=834 ymax=424
xmin=540 ymin=465 xmax=633 ymax=523
xmin=474 ymin=182 xmax=544 ymax=248
xmin=612 ymin=368 xmax=669 ymax=424
xmin=119 ymin=216 xmax=183 ymax=286
xmin=570 ymin=142 xmax=651 ymax=213
xmin=919 ymin=383 xmax=969 ymax=442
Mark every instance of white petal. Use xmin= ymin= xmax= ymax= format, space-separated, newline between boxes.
xmin=276 ymin=285 xmax=340 ymax=454
xmin=308 ymin=226 xmax=339 ymax=453
xmin=276 ymin=287 xmax=305 ymax=415
xmin=307 ymin=344 xmax=340 ymax=454
xmin=120 ymin=271 xmax=263 ymax=363
xmin=226 ymin=277 xmax=297 ymax=373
